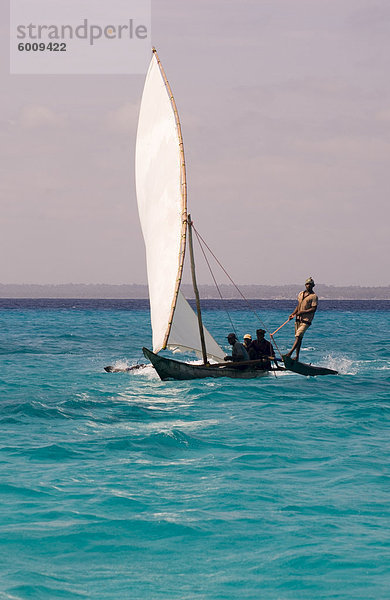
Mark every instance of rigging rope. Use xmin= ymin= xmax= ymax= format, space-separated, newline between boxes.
xmin=192 ymin=224 xmax=284 ymax=359
xmin=193 ymin=228 xmax=237 ymax=334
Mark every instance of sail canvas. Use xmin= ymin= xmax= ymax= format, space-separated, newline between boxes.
xmin=136 ymin=51 xmax=224 ymax=361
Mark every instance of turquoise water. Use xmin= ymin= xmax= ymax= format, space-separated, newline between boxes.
xmin=0 ymin=299 xmax=389 ymax=599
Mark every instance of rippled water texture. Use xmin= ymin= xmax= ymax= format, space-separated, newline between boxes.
xmin=0 ymin=299 xmax=389 ymax=599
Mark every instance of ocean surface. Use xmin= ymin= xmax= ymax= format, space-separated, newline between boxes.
xmin=0 ymin=299 xmax=389 ymax=600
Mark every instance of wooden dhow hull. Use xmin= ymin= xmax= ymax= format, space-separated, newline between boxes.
xmin=143 ymin=348 xmax=270 ymax=381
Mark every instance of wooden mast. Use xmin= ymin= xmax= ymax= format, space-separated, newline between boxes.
xmin=152 ymin=48 xmax=188 ymax=350
xmin=187 ymin=214 xmax=208 ymax=365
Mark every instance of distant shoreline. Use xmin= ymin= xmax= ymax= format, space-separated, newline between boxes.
xmin=1 ymin=283 xmax=389 ymax=300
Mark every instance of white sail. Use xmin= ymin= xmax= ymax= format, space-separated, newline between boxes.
xmin=167 ymin=291 xmax=225 ymax=362
xmin=136 ymin=52 xmax=185 ymax=354
xmin=136 ymin=51 xmax=224 ymax=361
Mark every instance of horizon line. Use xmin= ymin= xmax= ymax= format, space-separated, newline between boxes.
xmin=1 ymin=283 xmax=390 ymax=288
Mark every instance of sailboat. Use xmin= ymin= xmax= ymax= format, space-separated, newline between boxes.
xmin=134 ymin=49 xmax=279 ymax=381
xmin=104 ymin=49 xmax=338 ymax=380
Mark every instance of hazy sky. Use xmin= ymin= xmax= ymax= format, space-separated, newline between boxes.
xmin=1 ymin=0 xmax=389 ymax=286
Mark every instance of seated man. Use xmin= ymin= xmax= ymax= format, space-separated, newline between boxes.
xmin=243 ymin=333 xmax=257 ymax=360
xmin=250 ymin=328 xmax=275 ymax=370
xmin=224 ymin=333 xmax=249 ymax=362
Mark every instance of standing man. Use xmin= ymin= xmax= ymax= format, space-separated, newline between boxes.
xmin=224 ymin=333 xmax=249 ymax=362
xmin=285 ymin=277 xmax=318 ymax=361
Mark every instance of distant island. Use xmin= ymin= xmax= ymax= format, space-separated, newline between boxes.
xmin=1 ymin=283 xmax=389 ymax=300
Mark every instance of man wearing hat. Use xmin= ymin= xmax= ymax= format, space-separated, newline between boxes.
xmin=243 ymin=333 xmax=257 ymax=360
xmin=285 ymin=277 xmax=318 ymax=361
xmin=243 ymin=333 xmax=252 ymax=351
xmin=224 ymin=333 xmax=249 ymax=362
xmin=250 ymin=328 xmax=275 ymax=369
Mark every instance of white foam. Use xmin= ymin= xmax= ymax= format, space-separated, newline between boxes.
xmin=323 ymin=354 xmax=357 ymax=375
xmin=111 ymin=359 xmax=132 ymax=370
xmin=109 ymin=359 xmax=158 ymax=379
xmin=133 ymin=363 xmax=159 ymax=379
